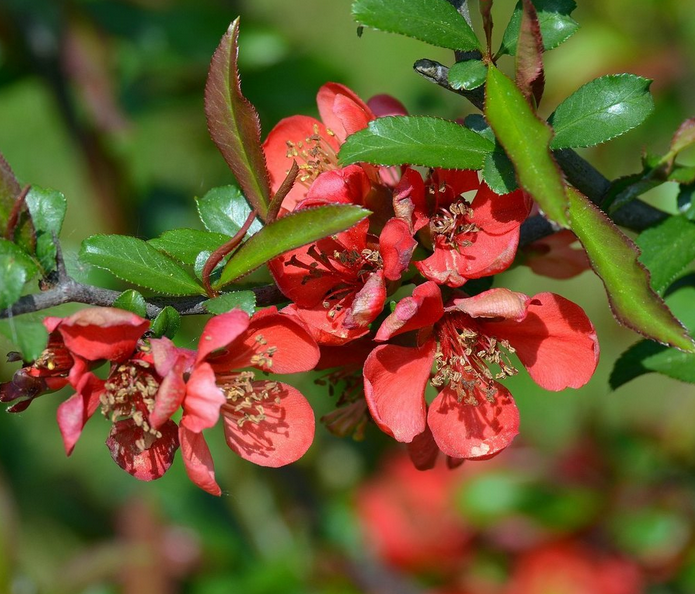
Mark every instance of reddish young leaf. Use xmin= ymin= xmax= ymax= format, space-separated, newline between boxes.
xmin=515 ymin=0 xmax=545 ymax=108
xmin=205 ymin=19 xmax=272 ymax=221
xmin=0 ymin=152 xmax=20 ymax=232
xmin=479 ymin=0 xmax=494 ymax=56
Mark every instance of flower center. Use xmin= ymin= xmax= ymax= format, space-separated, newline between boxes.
xmin=430 ymin=199 xmax=480 ymax=248
xmin=101 ymin=358 xmax=162 ymax=450
xmin=285 ymin=124 xmax=339 ymax=188
xmin=220 ymin=371 xmax=281 ymax=427
xmin=432 ymin=313 xmax=518 ymax=405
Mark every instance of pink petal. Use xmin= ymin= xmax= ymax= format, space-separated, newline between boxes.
xmin=196 ymin=310 xmax=250 ymax=364
xmin=343 ymin=270 xmax=387 ymax=328
xmin=376 ymin=281 xmax=443 ymax=341
xmin=151 ymin=337 xmax=193 ymax=377
xmin=379 ymin=218 xmax=416 ymax=281
xmin=180 ymin=425 xmax=221 ymax=496
xmin=57 ymin=372 xmax=105 ymax=455
xmin=149 ymin=355 xmax=188 ymax=430
xmin=363 ymin=339 xmax=436 ymax=443
xmin=367 ymin=94 xmax=408 ymax=117
xmin=222 ymin=381 xmax=315 ymax=467
xmin=427 ymin=384 xmax=519 ymax=459
xmin=181 ymin=362 xmax=225 ymax=433
xmin=106 ymin=419 xmax=179 ymax=481
xmin=317 ymin=82 xmax=373 ymax=142
xmin=488 ymin=292 xmax=599 ymax=391
xmin=448 ymin=288 xmax=531 ymax=321
xmin=58 ymin=307 xmax=148 ymax=362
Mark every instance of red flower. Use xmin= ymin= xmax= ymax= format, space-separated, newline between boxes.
xmin=167 ymin=308 xmax=320 ymax=496
xmin=523 ymin=229 xmax=591 ymax=279
xmin=363 ymin=282 xmax=599 ymax=463
xmin=405 ymin=169 xmax=531 ymax=287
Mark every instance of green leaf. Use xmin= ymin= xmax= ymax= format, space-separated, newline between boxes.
xmin=0 ymin=318 xmax=48 ymax=362
xmin=636 ymin=216 xmax=695 ymax=296
xmin=195 ymin=185 xmax=263 ymax=237
xmin=677 ymin=182 xmax=695 ymax=221
xmin=352 ymin=0 xmax=481 ymax=52
xmin=80 ymin=235 xmax=205 ymax=296
xmin=499 ymin=0 xmax=579 ymax=56
xmin=113 ymin=289 xmax=148 ymax=318
xmin=203 ymin=290 xmax=257 ymax=316
xmin=567 ymin=187 xmax=695 ymax=352
xmin=148 ymin=229 xmax=229 ymax=266
xmin=483 ymin=151 xmax=518 ymax=194
xmin=0 ymin=239 xmax=39 ymax=280
xmin=340 ymin=116 xmax=494 ymax=170
xmin=0 ymin=152 xmax=21 ymax=231
xmin=448 ymin=60 xmax=487 ymax=91
xmin=25 ymin=186 xmax=67 ymax=273
xmin=485 ymin=66 xmax=569 ymax=226
xmin=205 ymin=19 xmax=272 ymax=220
xmin=215 ymin=205 xmax=370 ymax=288
xmin=548 ymin=75 xmax=654 ymax=149
xmin=610 ymin=284 xmax=695 ymax=388
xmin=0 ymin=254 xmax=27 ymax=309
xmin=150 ymin=306 xmax=181 ymax=339
xmin=464 ymin=114 xmax=496 ymax=143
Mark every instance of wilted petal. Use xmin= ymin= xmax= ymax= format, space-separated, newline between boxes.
xmin=58 ymin=307 xmax=149 ymax=362
xmin=343 ymin=270 xmax=387 ymax=328
xmin=223 ymin=381 xmax=315 ymax=467
xmin=393 ymin=168 xmax=428 ymax=232
xmin=363 ymin=339 xmax=436 ymax=443
xmin=415 ymin=243 xmax=470 ymax=288
xmin=489 ymin=292 xmax=599 ymax=391
xmin=428 ymin=384 xmax=519 ymax=460
xmin=106 ymin=418 xmax=179 ymax=481
xmin=449 ymin=287 xmax=531 ymax=321
xmin=379 ymin=218 xmax=416 ymax=281
xmin=376 ymin=281 xmax=443 ymax=341
xmin=180 ymin=425 xmax=221 ymax=496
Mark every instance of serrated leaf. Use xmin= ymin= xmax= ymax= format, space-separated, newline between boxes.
xmin=483 ymin=151 xmax=518 ymax=194
xmin=150 ymin=306 xmax=181 ymax=339
xmin=548 ymin=75 xmax=654 ymax=149
xmin=215 ymin=205 xmax=370 ymax=288
xmin=205 ymin=19 xmax=272 ymax=220
xmin=0 ymin=254 xmax=27 ymax=309
xmin=464 ymin=114 xmax=496 ymax=143
xmin=567 ymin=187 xmax=695 ymax=352
xmin=0 ymin=152 xmax=21 ymax=231
xmin=448 ymin=60 xmax=487 ymax=91
xmin=485 ymin=66 xmax=569 ymax=226
xmin=352 ymin=0 xmax=481 ymax=52
xmin=113 ymin=289 xmax=148 ymax=317
xmin=203 ymin=291 xmax=256 ymax=316
xmin=148 ymin=229 xmax=229 ymax=266
xmin=0 ymin=318 xmax=48 ymax=362
xmin=195 ymin=185 xmax=263 ymax=237
xmin=340 ymin=116 xmax=494 ymax=170
xmin=80 ymin=235 xmax=205 ymax=296
xmin=25 ymin=186 xmax=67 ymax=272
xmin=610 ymin=284 xmax=695 ymax=388
xmin=0 ymin=239 xmax=39 ymax=280
xmin=499 ymin=0 xmax=579 ymax=56
xmin=636 ymin=216 xmax=695 ymax=296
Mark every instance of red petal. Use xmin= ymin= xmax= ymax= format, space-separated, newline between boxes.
xmin=376 ymin=281 xmax=443 ymax=341
xmin=393 ymin=168 xmax=428 ymax=232
xmin=317 ymin=82 xmax=373 ymax=142
xmin=427 ymin=384 xmax=519 ymax=459
xmin=315 ymin=336 xmax=374 ymax=370
xmin=280 ymin=302 xmax=368 ymax=346
xmin=343 ymin=270 xmax=387 ymax=328
xmin=196 ymin=310 xmax=250 ymax=364
xmin=470 ymin=184 xmax=531 ymax=234
xmin=363 ymin=340 xmax=435 ymax=443
xmin=57 ymin=373 xmax=104 ymax=455
xmin=222 ymin=381 xmax=315 ymax=467
xmin=149 ymin=355 xmax=188 ymax=430
xmin=180 ymin=425 xmax=221 ymax=496
xmin=106 ymin=419 xmax=179 ymax=481
xmin=407 ymin=426 xmax=440 ymax=470
xmin=304 ymin=164 xmax=371 ymax=207
xmin=415 ymin=243 xmax=470 ymax=288
xmin=434 ymin=169 xmax=480 ymax=198
xmin=524 ymin=229 xmax=591 ymax=279
xmin=448 ymin=288 xmax=531 ymax=321
xmin=379 ymin=218 xmax=416 ymax=281
xmin=488 ymin=292 xmax=599 ymax=391
xmin=181 ymin=362 xmax=225 ymax=433
xmin=151 ymin=337 xmax=193 ymax=377
xmin=367 ymin=94 xmax=408 ymax=117
xmin=58 ymin=307 xmax=148 ymax=362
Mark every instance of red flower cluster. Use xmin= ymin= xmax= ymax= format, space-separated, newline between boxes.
xmin=1 ymin=307 xmax=319 ymax=495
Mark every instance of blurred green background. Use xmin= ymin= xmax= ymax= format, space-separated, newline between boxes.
xmin=1 ymin=0 xmax=695 ymax=592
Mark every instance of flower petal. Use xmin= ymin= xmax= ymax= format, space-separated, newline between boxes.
xmin=317 ymin=82 xmax=373 ymax=142
xmin=57 ymin=372 xmax=104 ymax=455
xmin=393 ymin=168 xmax=428 ymax=232
xmin=196 ymin=310 xmax=250 ymax=364
xmin=376 ymin=281 xmax=443 ymax=341
xmin=367 ymin=94 xmax=408 ymax=117
xmin=106 ymin=419 xmax=179 ymax=481
xmin=363 ymin=339 xmax=436 ymax=443
xmin=488 ymin=292 xmax=599 ymax=391
xmin=180 ymin=425 xmax=221 ymax=496
xmin=407 ymin=426 xmax=440 ymax=470
xmin=58 ymin=307 xmax=148 ymax=362
xmin=427 ymin=384 xmax=519 ymax=459
xmin=470 ymin=183 xmax=531 ymax=234
xmin=343 ymin=270 xmax=387 ymax=328
xmin=379 ymin=218 xmax=416 ymax=281
xmin=524 ymin=229 xmax=591 ymax=279
xmin=281 ymin=302 xmax=369 ymax=346
xmin=222 ymin=381 xmax=315 ymax=467
xmin=304 ymin=164 xmax=372 ymax=207
xmin=181 ymin=362 xmax=225 ymax=433
xmin=149 ymin=355 xmax=188 ymax=430
xmin=448 ymin=288 xmax=531 ymax=321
